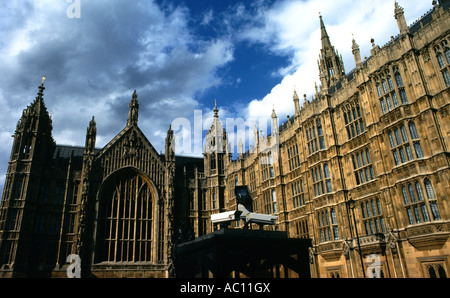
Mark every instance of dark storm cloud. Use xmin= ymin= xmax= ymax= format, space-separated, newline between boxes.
xmin=0 ymin=0 xmax=234 ymax=189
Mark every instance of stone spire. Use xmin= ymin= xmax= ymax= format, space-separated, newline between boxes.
xmin=85 ymin=116 xmax=96 ymax=154
xmin=317 ymin=14 xmax=346 ymax=93
xmin=293 ymin=89 xmax=300 ymax=115
xmin=127 ymin=90 xmax=139 ymax=126
xmin=213 ymin=99 xmax=219 ymax=118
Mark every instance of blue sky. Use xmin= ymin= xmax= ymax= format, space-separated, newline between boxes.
xmin=0 ymin=0 xmax=434 ymax=190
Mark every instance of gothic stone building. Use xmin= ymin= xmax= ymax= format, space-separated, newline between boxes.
xmin=0 ymin=1 xmax=449 ymax=278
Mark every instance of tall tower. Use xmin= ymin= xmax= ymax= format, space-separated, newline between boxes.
xmin=0 ymin=77 xmax=55 ymax=273
xmin=164 ymin=124 xmax=176 ymax=276
xmin=74 ymin=115 xmax=97 ymax=270
xmin=203 ymin=101 xmax=228 ymax=233
xmin=318 ymin=14 xmax=346 ymax=93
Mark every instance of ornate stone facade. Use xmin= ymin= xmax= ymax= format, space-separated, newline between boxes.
xmin=0 ymin=0 xmax=448 ymax=278
xmin=185 ymin=1 xmax=450 ymax=278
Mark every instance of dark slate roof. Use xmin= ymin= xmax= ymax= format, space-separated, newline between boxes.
xmin=53 ymin=145 xmax=100 ymax=159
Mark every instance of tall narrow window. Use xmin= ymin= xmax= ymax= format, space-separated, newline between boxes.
xmin=317 ymin=119 xmax=325 ymax=150
xmin=376 ymin=83 xmax=383 ymax=97
xmin=435 ymin=43 xmax=450 ymax=87
xmin=212 ymin=192 xmax=217 ymax=209
xmin=261 ymin=152 xmax=274 ymax=181
xmin=330 ymin=208 xmax=339 ymax=240
xmin=425 ymin=178 xmax=441 ymax=220
xmin=312 ymin=164 xmax=332 ymax=197
xmin=210 ymin=155 xmax=216 ymax=170
xmin=361 ymin=198 xmax=386 ymax=235
xmin=307 ymin=118 xmax=325 ymax=154
xmin=409 ymin=121 xmax=424 ymax=158
xmin=399 ymin=89 xmax=408 ymax=104
xmin=263 ymin=190 xmax=277 ymax=214
xmin=318 ymin=209 xmax=339 ymax=243
xmin=352 ymin=148 xmax=375 ymax=185
xmin=271 ymin=190 xmax=277 ymax=214
xmin=443 ymin=69 xmax=450 ymax=86
xmin=344 ymin=104 xmax=365 ymax=139
xmin=437 ymin=52 xmax=446 ymax=68
xmin=394 ymin=67 xmax=404 ymax=87
xmin=288 ymin=143 xmax=300 ymax=171
xmin=16 ymin=176 xmax=24 ymax=200
xmin=291 ymin=179 xmax=305 ymax=208
xmin=387 ymin=76 xmax=394 ymax=90
xmin=324 ymin=163 xmax=332 ymax=193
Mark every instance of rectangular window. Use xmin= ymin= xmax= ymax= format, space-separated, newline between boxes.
xmin=344 ymin=104 xmax=365 ymax=139
xmin=352 ymin=148 xmax=375 ymax=186
xmin=312 ymin=164 xmax=332 ymax=198
xmin=443 ymin=69 xmax=450 ymax=87
xmin=307 ymin=118 xmax=325 ymax=154
xmin=212 ymin=192 xmax=216 ymax=209
xmin=361 ymin=198 xmax=386 ymax=235
xmin=318 ymin=209 xmax=339 ymax=243
xmin=401 ymin=181 xmax=438 ymax=225
xmin=288 ymin=143 xmax=300 ymax=171
xmin=260 ymin=152 xmax=274 ymax=181
xmin=399 ymin=89 xmax=408 ymax=104
xmin=389 ymin=122 xmax=423 ymax=166
xmin=291 ymin=178 xmax=305 ymax=208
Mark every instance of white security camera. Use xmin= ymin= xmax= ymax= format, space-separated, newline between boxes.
xmin=211 ymin=210 xmax=242 ymax=225
xmin=246 ymin=213 xmax=277 ymax=225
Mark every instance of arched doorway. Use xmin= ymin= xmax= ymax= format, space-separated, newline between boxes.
xmin=95 ymin=167 xmax=156 ymax=263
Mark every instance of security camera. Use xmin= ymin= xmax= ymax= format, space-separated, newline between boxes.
xmin=211 ymin=210 xmax=242 ymax=225
xmin=246 ymin=213 xmax=277 ymax=225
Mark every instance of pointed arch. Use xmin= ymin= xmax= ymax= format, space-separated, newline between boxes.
xmin=94 ymin=166 xmax=159 ymax=264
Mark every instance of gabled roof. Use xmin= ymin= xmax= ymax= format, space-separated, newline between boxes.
xmin=95 ymin=124 xmax=165 ymax=168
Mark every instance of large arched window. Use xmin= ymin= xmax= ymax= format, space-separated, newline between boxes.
xmin=96 ymin=168 xmax=154 ymax=263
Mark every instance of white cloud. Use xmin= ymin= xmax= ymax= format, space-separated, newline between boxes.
xmin=0 ymin=0 xmax=437 ymax=193
xmin=0 ymin=0 xmax=236 ymax=191
xmin=238 ymin=0 xmax=432 ymax=122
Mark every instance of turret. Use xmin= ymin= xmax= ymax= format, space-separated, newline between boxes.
xmin=394 ymin=1 xmax=410 ymax=35
xmin=11 ymin=76 xmax=54 ymax=162
xmin=165 ymin=125 xmax=175 ymax=162
xmin=352 ymin=36 xmax=363 ymax=68
xmin=127 ymin=90 xmax=139 ymax=127
xmin=84 ymin=116 xmax=96 ymax=155
xmin=293 ymin=90 xmax=300 ymax=116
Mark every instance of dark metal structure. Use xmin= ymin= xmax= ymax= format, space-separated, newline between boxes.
xmin=175 ymin=228 xmax=312 ymax=278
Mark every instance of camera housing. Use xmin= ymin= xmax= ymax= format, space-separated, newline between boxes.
xmin=211 ymin=185 xmax=277 ymax=229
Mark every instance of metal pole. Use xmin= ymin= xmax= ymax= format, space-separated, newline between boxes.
xmin=351 ymin=207 xmax=366 ymax=278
